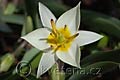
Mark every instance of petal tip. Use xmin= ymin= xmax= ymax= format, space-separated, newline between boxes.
xmin=38 ymin=2 xmax=42 ymax=7
xmin=38 ymin=2 xmax=56 ymax=28
xmin=78 ymin=1 xmax=81 ymax=6
xmin=98 ymin=34 xmax=104 ymax=40
xmin=36 ymin=74 xmax=40 ymax=79
xmin=100 ymin=35 xmax=104 ymax=39
xmin=21 ymin=36 xmax=26 ymax=40
xmin=76 ymin=1 xmax=81 ymax=8
xmin=76 ymin=64 xmax=81 ymax=69
xmin=38 ymin=2 xmax=43 ymax=10
xmin=37 ymin=70 xmax=42 ymax=79
xmin=38 ymin=2 xmax=43 ymax=11
xmin=36 ymin=66 xmax=42 ymax=78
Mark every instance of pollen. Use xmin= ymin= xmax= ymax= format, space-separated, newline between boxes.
xmin=47 ymin=19 xmax=78 ymax=52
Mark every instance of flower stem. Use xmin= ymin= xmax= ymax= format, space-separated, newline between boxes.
xmin=50 ymin=60 xmax=65 ymax=80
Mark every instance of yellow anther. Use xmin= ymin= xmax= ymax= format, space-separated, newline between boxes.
xmin=50 ymin=33 xmax=52 ymax=35
xmin=50 ymin=33 xmax=55 ymax=37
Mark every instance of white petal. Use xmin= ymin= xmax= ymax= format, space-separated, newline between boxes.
xmin=56 ymin=2 xmax=81 ymax=34
xmin=76 ymin=45 xmax=81 ymax=65
xmin=75 ymin=30 xmax=103 ymax=46
xmin=68 ymin=42 xmax=77 ymax=60
xmin=69 ymin=42 xmax=81 ymax=67
xmin=76 ymin=46 xmax=81 ymax=67
xmin=56 ymin=43 xmax=80 ymax=68
xmin=37 ymin=53 xmax=55 ymax=78
xmin=39 ymin=2 xmax=56 ymax=28
xmin=21 ymin=28 xmax=50 ymax=50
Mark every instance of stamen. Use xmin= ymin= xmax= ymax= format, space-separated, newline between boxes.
xmin=68 ymin=33 xmax=79 ymax=40
xmin=50 ymin=45 xmax=53 ymax=48
xmin=51 ymin=19 xmax=58 ymax=37
xmin=51 ymin=19 xmax=55 ymax=26
xmin=50 ymin=33 xmax=52 ymax=35
xmin=51 ymin=19 xmax=57 ymax=32
xmin=39 ymin=38 xmax=47 ymax=40
xmin=50 ymin=33 xmax=54 ymax=37
xmin=64 ymin=25 xmax=67 ymax=30
xmin=47 ymin=39 xmax=57 ymax=44
xmin=53 ymin=45 xmax=61 ymax=53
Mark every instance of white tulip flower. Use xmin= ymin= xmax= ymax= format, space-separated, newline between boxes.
xmin=21 ymin=2 xmax=103 ymax=78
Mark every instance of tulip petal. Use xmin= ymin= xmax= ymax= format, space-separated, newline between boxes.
xmin=37 ymin=53 xmax=55 ymax=78
xmin=56 ymin=43 xmax=80 ymax=68
xmin=76 ymin=46 xmax=81 ymax=67
xmin=56 ymin=2 xmax=81 ymax=34
xmin=39 ymin=2 xmax=56 ymax=28
xmin=21 ymin=28 xmax=50 ymax=50
xmin=75 ymin=30 xmax=103 ymax=46
xmin=69 ymin=42 xmax=81 ymax=67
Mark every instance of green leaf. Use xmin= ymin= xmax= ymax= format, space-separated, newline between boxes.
xmin=81 ymin=49 xmax=120 ymax=67
xmin=21 ymin=48 xmax=42 ymax=69
xmin=4 ymin=3 xmax=16 ymax=15
xmin=24 ymin=0 xmax=42 ymax=29
xmin=13 ymin=48 xmax=42 ymax=77
xmin=97 ymin=34 xmax=109 ymax=48
xmin=81 ymin=10 xmax=120 ymax=39
xmin=69 ymin=61 xmax=119 ymax=80
xmin=24 ymin=0 xmax=37 ymax=17
xmin=21 ymin=16 xmax=34 ymax=36
xmin=0 ymin=14 xmax=24 ymax=25
xmin=0 ymin=22 xmax=12 ymax=33
xmin=30 ymin=51 xmax=42 ymax=69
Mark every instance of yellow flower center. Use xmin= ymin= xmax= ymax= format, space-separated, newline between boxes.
xmin=47 ymin=19 xmax=79 ymax=52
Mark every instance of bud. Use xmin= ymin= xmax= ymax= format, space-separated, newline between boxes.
xmin=0 ymin=53 xmax=15 ymax=72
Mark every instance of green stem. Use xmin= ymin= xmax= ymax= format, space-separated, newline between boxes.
xmin=57 ymin=60 xmax=65 ymax=80
xmin=50 ymin=60 xmax=65 ymax=80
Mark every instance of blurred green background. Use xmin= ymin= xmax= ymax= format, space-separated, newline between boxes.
xmin=0 ymin=0 xmax=120 ymax=80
